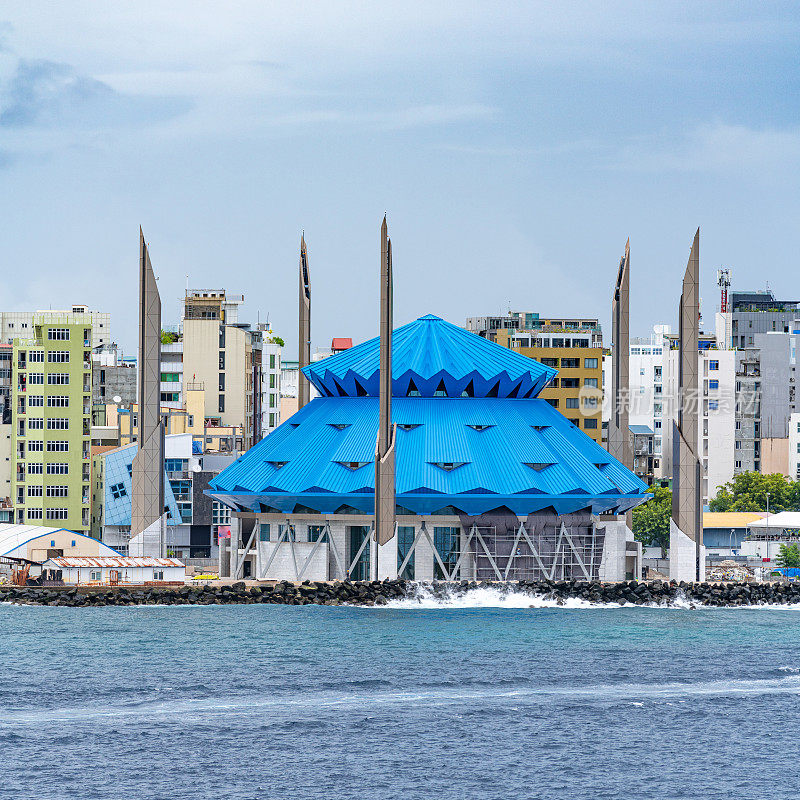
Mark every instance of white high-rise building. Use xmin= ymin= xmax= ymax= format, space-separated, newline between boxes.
xmin=605 ymin=320 xmax=735 ymax=504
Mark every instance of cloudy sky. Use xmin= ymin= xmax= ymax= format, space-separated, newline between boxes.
xmin=1 ymin=2 xmax=799 ymax=355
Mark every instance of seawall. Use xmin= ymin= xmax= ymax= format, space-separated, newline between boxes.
xmin=2 ymin=579 xmax=800 ymax=607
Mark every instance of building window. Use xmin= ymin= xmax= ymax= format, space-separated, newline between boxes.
xmin=219 ymin=351 xmax=225 ymax=370
xmin=583 ymin=378 xmax=598 ymax=388
xmin=27 ymin=463 xmax=44 ymax=475
xmin=28 ymin=396 xmax=44 ymax=407
xmin=433 ymin=527 xmax=460 ymax=579
xmin=47 ymin=328 xmax=70 ymax=341
xmin=212 ymin=501 xmax=231 ymax=526
xmin=218 ymin=394 xmax=225 ymax=413
xmin=47 ymin=418 xmax=69 ymax=430
xmin=28 ymin=418 xmax=44 ymax=430
xmin=28 ymin=351 xmax=45 ymax=362
xmin=259 ymin=524 xmax=270 ymax=542
xmin=47 ymin=395 xmax=69 ymax=407
xmin=160 ymin=392 xmax=180 ymax=403
xmin=219 ymin=373 xmax=225 ymax=391
xmin=269 ymin=413 xmax=276 ymax=427
xmin=270 ymin=354 xmax=276 ymax=369
xmin=709 ymin=360 xmax=719 ymax=370
xmin=47 ymin=351 xmax=70 ymax=363
xmin=27 ymin=486 xmax=43 ymax=497
xmin=561 ymin=378 xmax=580 ymax=389
xmin=164 ymin=458 xmax=185 ymax=473
xmin=47 ymin=486 xmax=69 ymax=498
xmin=565 ymin=398 xmax=579 ymax=409
xmin=90 ymin=570 xmax=102 ymax=581
xmin=46 ymin=463 xmax=69 ymax=475
xmin=709 ymin=380 xmax=719 ymax=390
xmin=27 ymin=440 xmax=44 ymax=452
xmin=46 ymin=441 xmax=69 ymax=452
xmin=160 ymin=372 xmax=180 ymax=382
xmin=545 ymin=398 xmax=559 ymax=408
xmin=561 ymin=358 xmax=580 ymax=369
xmin=709 ymin=401 xmax=719 ymax=411
xmin=269 ymin=394 xmax=276 ymax=408
xmin=308 ymin=525 xmax=325 ymax=542
xmin=153 ymin=570 xmax=164 ymax=581
xmin=47 ymin=373 xmax=70 ymax=385
xmin=541 ymin=358 xmax=559 ymax=368
xmin=110 ymin=482 xmax=127 ymax=500
xmin=46 ymin=508 xmax=69 ymax=520
xmin=584 ymin=418 xmax=598 ymax=429
xmin=27 ymin=509 xmax=43 ymax=521
xmin=28 ymin=373 xmax=45 ymax=385
xmin=398 ymin=525 xmax=415 ymax=580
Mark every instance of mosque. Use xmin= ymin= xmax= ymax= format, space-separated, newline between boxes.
xmin=208 ymin=313 xmax=649 ymax=582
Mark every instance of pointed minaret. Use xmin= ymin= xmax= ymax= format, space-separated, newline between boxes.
xmin=130 ymin=228 xmax=166 ymax=556
xmin=609 ymin=239 xmax=631 ymax=474
xmin=298 ymin=234 xmax=311 ymax=410
xmin=671 ymin=229 xmax=703 ymax=581
xmin=374 ymin=216 xmax=396 ymax=555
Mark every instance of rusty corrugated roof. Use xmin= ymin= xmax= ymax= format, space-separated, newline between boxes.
xmin=47 ymin=557 xmax=185 ymax=568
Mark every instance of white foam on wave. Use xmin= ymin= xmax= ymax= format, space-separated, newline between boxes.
xmin=377 ymin=584 xmax=800 ymax=611
xmin=383 ymin=585 xmax=622 ymax=610
xmin=8 ymin=674 xmax=800 ymax=727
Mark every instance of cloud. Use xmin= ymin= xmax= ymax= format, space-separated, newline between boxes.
xmin=0 ymin=58 xmax=192 ymax=129
xmin=610 ymin=122 xmax=800 ymax=175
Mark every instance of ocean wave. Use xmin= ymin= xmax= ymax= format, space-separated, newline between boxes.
xmin=6 ymin=674 xmax=800 ymax=727
xmin=375 ymin=584 xmax=800 ymax=611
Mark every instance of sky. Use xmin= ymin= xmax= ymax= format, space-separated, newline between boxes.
xmin=1 ymin=2 xmax=799 ymax=357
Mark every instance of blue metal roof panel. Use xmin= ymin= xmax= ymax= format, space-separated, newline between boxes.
xmin=209 ymin=395 xmax=648 ymax=516
xmin=303 ymin=315 xmax=557 ymax=399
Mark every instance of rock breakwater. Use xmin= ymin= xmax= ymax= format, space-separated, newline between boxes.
xmin=3 ymin=579 xmax=800 ymax=607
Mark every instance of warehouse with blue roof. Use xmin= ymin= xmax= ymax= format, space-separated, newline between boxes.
xmin=208 ymin=314 xmax=649 ymax=582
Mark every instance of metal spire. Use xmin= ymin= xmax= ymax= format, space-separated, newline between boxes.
xmin=375 ymin=216 xmax=396 ymax=557
xmin=298 ymin=233 xmax=311 ymax=410
xmin=130 ymin=228 xmax=166 ymax=556
xmin=672 ymin=228 xmax=702 ymax=580
xmin=609 ymin=238 xmax=632 ymax=472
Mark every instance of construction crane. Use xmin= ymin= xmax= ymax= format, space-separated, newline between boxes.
xmin=717 ymin=268 xmax=732 ymax=313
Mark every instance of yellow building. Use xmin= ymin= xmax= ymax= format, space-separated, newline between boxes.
xmin=489 ymin=327 xmax=603 ymax=444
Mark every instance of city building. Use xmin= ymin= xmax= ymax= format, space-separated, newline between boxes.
xmin=40 ymin=555 xmax=185 ymax=585
xmin=260 ymin=335 xmax=282 ymax=436
xmin=604 ymin=323 xmax=735 ymax=504
xmin=0 ymin=523 xmax=121 ymax=562
xmin=11 ymin=317 xmax=92 ymax=533
xmin=469 ymin=315 xmax=604 ymax=444
xmin=92 ymin=345 xmax=137 ymax=407
xmin=0 ymin=344 xmax=11 ymax=502
xmin=0 ymin=305 xmax=110 ymax=349
xmin=181 ymin=289 xmax=263 ymax=447
xmin=209 ymin=315 xmax=648 ymax=583
xmin=94 ymin=432 xmax=237 ymax=559
xmin=789 ymin=413 xmax=800 ymax=481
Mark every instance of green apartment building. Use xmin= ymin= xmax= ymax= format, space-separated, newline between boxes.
xmin=11 ymin=318 xmax=92 ymax=533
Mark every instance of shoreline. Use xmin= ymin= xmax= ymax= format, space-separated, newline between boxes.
xmin=2 ymin=578 xmax=800 ymax=608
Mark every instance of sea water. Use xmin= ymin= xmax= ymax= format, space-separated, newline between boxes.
xmin=2 ymin=590 xmax=800 ymax=799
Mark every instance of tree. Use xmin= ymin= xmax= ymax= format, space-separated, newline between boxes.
xmin=632 ymin=485 xmax=672 ymax=557
xmin=709 ymin=472 xmax=800 ymax=513
xmin=268 ymin=336 xmax=285 ymax=347
xmin=776 ymin=543 xmax=800 ymax=569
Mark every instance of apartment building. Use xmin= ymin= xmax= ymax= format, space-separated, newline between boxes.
xmin=0 ymin=305 xmax=110 ymax=349
xmin=476 ymin=320 xmax=603 ymax=444
xmin=605 ymin=323 xmax=735 ymax=504
xmin=261 ymin=338 xmax=282 ymax=436
xmin=11 ymin=318 xmax=92 ymax=533
xmin=715 ymin=289 xmax=800 ymax=476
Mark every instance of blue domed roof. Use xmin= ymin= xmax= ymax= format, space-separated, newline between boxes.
xmin=303 ymin=314 xmax=557 ymax=399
